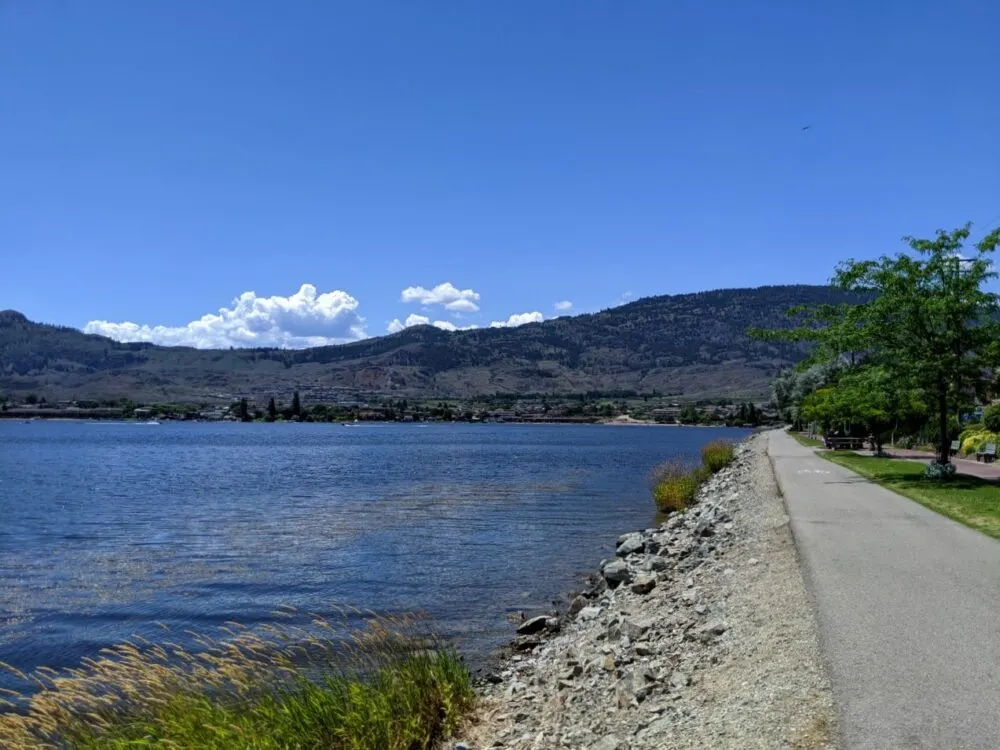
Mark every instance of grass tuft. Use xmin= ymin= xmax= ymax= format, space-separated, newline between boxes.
xmin=701 ymin=440 xmax=737 ymax=473
xmin=0 ymin=609 xmax=474 ymax=750
xmin=650 ymin=439 xmax=738 ymax=512
xmin=650 ymin=460 xmax=705 ymax=512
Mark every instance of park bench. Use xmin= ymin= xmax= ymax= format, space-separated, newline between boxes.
xmin=824 ymin=436 xmax=866 ymax=450
xmin=950 ymin=440 xmax=960 ymax=456
xmin=976 ymin=443 xmax=997 ymax=463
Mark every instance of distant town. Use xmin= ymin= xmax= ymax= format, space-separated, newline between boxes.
xmin=0 ymin=390 xmax=772 ymax=427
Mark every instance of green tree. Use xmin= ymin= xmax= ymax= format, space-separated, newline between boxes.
xmin=266 ymin=396 xmax=277 ymax=422
xmin=759 ymin=224 xmax=1000 ymax=467
xmin=237 ymin=397 xmax=250 ymax=422
xmin=679 ymin=405 xmax=699 ymax=424
xmin=291 ymin=391 xmax=302 ymax=418
xmin=983 ymin=403 xmax=1000 ymax=433
xmin=802 ymin=366 xmax=927 ymax=454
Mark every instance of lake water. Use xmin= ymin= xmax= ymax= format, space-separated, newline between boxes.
xmin=0 ymin=421 xmax=747 ymax=684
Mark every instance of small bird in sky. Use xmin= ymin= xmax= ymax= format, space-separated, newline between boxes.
xmin=802 ymin=125 xmax=812 ymax=130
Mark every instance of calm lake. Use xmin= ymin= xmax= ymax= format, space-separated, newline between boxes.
xmin=0 ymin=421 xmax=747 ymax=683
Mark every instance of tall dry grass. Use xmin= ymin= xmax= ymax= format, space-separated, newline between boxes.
xmin=649 ymin=460 xmax=707 ymax=512
xmin=650 ymin=440 xmax=737 ymax=512
xmin=701 ymin=440 xmax=737 ymax=473
xmin=0 ymin=607 xmax=474 ymax=750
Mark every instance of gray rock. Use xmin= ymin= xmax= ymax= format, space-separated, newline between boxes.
xmin=453 ymin=744 xmax=470 ymax=750
xmin=670 ymin=671 xmax=691 ymax=690
xmin=602 ymin=559 xmax=631 ymax=586
xmin=631 ymin=574 xmax=656 ymax=595
xmin=693 ymin=619 xmax=728 ymax=642
xmin=516 ymin=615 xmax=549 ymax=635
xmin=512 ymin=635 xmax=542 ymax=651
xmin=706 ymin=619 xmax=728 ymax=635
xmin=623 ymin=667 xmax=656 ymax=700
xmin=616 ymin=532 xmax=644 ymax=557
xmin=569 ymin=594 xmax=588 ymax=615
xmin=589 ymin=735 xmax=623 ymax=750
xmin=624 ymin=617 xmax=651 ymax=640
xmin=560 ymin=664 xmax=583 ymax=680
xmin=577 ymin=605 xmax=602 ymax=621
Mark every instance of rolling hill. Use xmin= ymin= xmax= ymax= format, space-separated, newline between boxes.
xmin=0 ymin=285 xmax=854 ymax=404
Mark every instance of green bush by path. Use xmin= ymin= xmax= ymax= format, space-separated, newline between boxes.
xmin=650 ymin=440 xmax=737 ymax=513
xmin=958 ymin=428 xmax=999 ymax=456
xmin=820 ymin=452 xmax=1000 ymax=540
xmin=0 ymin=612 xmax=475 ymax=750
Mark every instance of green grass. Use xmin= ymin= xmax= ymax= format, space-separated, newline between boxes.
xmin=0 ymin=612 xmax=475 ymax=750
xmin=789 ymin=432 xmax=824 ymax=448
xmin=650 ymin=440 xmax=737 ymax=513
xmin=820 ymin=452 xmax=1000 ymax=540
xmin=701 ymin=439 xmax=737 ymax=473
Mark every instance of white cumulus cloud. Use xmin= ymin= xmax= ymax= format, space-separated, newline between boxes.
xmin=84 ymin=284 xmax=367 ymax=349
xmin=387 ymin=313 xmax=477 ymax=334
xmin=489 ymin=311 xmax=544 ymax=328
xmin=554 ymin=300 xmax=573 ymax=312
xmin=400 ymin=282 xmax=481 ymax=313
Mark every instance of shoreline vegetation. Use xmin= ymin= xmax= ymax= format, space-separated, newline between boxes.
xmin=650 ymin=439 xmax=737 ymax=512
xmin=0 ymin=611 xmax=474 ymax=750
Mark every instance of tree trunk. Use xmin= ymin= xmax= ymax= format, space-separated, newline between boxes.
xmin=938 ymin=379 xmax=950 ymax=465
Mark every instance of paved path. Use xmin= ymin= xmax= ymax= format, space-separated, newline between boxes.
xmin=769 ymin=430 xmax=1000 ymax=749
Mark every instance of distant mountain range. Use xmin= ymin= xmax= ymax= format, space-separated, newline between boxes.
xmin=0 ymin=285 xmax=856 ymax=404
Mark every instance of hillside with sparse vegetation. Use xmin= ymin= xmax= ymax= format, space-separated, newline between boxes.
xmin=0 ymin=285 xmax=858 ymax=403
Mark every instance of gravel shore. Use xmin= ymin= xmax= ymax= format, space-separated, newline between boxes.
xmin=451 ymin=434 xmax=837 ymax=750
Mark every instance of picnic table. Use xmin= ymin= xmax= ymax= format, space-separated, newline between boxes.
xmin=824 ymin=436 xmax=866 ymax=450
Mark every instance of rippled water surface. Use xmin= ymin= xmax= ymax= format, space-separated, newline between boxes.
xmin=0 ymin=421 xmax=747 ymax=678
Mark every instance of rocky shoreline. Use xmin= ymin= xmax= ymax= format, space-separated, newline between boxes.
xmin=450 ymin=434 xmax=837 ymax=750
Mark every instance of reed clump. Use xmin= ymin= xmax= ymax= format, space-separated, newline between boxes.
xmin=700 ymin=440 xmax=737 ymax=473
xmin=650 ymin=440 xmax=737 ymax=512
xmin=0 ymin=608 xmax=474 ymax=750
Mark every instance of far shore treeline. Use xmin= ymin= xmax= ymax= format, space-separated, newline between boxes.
xmin=0 ymin=389 xmax=769 ymax=428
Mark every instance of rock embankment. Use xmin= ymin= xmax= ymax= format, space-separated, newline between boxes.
xmin=455 ymin=435 xmax=837 ymax=750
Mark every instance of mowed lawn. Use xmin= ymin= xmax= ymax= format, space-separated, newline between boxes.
xmin=789 ymin=432 xmax=824 ymax=448
xmin=820 ymin=452 xmax=1000 ymax=540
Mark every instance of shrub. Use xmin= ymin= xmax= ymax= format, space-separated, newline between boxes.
xmin=924 ymin=461 xmax=957 ymax=480
xmin=650 ymin=460 xmax=702 ymax=512
xmin=960 ymin=430 xmax=998 ymax=456
xmin=701 ymin=440 xmax=736 ymax=473
xmin=984 ymin=404 xmax=1000 ymax=433
xmin=0 ymin=611 xmax=475 ymax=750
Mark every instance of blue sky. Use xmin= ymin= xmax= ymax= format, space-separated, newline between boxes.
xmin=1 ymin=1 xmax=997 ymax=347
